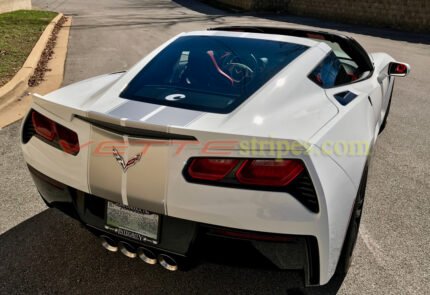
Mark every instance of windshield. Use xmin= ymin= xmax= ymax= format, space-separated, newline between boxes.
xmin=120 ymin=35 xmax=308 ymax=113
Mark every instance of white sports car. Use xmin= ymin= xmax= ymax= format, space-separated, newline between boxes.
xmin=21 ymin=26 xmax=409 ymax=286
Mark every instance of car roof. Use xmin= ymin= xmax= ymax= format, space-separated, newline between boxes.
xmin=181 ymin=30 xmax=320 ymax=48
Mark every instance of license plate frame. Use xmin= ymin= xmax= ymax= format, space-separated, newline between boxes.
xmin=105 ymin=202 xmax=160 ymax=244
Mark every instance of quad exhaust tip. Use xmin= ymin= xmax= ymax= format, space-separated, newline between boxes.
xmin=100 ymin=235 xmax=118 ymax=252
xmin=100 ymin=235 xmax=178 ymax=271
xmin=158 ymin=254 xmax=178 ymax=271
xmin=118 ymin=241 xmax=137 ymax=258
xmin=137 ymin=247 xmax=158 ymax=265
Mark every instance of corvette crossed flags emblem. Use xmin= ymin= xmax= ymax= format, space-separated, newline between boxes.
xmin=112 ymin=147 xmax=142 ymax=173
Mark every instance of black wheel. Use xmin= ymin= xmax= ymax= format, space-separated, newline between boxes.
xmin=379 ymin=80 xmax=395 ymax=134
xmin=335 ymin=167 xmax=368 ymax=275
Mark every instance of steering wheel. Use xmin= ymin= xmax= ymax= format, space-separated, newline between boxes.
xmin=220 ymin=53 xmax=257 ymax=86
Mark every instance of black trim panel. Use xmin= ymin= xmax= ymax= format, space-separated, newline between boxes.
xmin=76 ymin=115 xmax=197 ymax=141
xmin=334 ymin=91 xmax=358 ymax=106
xmin=306 ymin=236 xmax=320 ymax=285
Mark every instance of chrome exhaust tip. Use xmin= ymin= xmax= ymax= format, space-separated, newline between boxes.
xmin=100 ymin=235 xmax=118 ymax=252
xmin=118 ymin=241 xmax=137 ymax=258
xmin=137 ymin=247 xmax=158 ymax=265
xmin=158 ymin=254 xmax=178 ymax=271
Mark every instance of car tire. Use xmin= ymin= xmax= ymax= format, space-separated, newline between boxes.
xmin=335 ymin=166 xmax=368 ymax=275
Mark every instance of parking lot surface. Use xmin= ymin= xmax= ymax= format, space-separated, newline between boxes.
xmin=1 ymin=0 xmax=429 ymax=294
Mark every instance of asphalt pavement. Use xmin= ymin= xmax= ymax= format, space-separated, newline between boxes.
xmin=1 ymin=0 xmax=429 ymax=294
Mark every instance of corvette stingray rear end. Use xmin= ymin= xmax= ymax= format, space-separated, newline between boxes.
xmin=21 ymin=26 xmax=409 ymax=286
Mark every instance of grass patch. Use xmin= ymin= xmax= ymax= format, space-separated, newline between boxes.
xmin=0 ymin=10 xmax=57 ymax=87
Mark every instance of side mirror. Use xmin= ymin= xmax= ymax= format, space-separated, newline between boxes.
xmin=388 ymin=62 xmax=410 ymax=77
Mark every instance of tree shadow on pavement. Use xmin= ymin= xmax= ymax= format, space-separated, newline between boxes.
xmin=67 ymin=0 xmax=429 ymax=45
xmin=68 ymin=0 xmax=227 ymax=31
xmin=0 ymin=209 xmax=344 ymax=294
xmin=173 ymin=0 xmax=430 ymax=45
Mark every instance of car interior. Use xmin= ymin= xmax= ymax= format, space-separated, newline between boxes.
xmin=210 ymin=26 xmax=374 ymax=88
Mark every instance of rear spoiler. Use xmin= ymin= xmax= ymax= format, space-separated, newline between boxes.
xmin=209 ymin=26 xmax=373 ymax=72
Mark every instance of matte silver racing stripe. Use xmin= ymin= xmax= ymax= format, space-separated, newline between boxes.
xmin=108 ymin=101 xmax=160 ymax=121
xmin=121 ymin=135 xmax=130 ymax=206
xmin=143 ymin=107 xmax=204 ymax=127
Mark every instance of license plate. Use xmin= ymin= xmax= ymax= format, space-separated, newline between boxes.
xmin=105 ymin=202 xmax=160 ymax=244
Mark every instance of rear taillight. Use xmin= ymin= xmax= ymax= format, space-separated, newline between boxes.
xmin=184 ymin=157 xmax=318 ymax=213
xmin=32 ymin=111 xmax=56 ymax=141
xmin=188 ymin=158 xmax=239 ymax=181
xmin=236 ymin=159 xmax=304 ymax=186
xmin=186 ymin=158 xmax=304 ymax=187
xmin=56 ymin=124 xmax=80 ymax=155
xmin=25 ymin=110 xmax=80 ymax=155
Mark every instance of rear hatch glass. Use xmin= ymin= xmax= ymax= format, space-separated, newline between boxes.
xmin=120 ymin=35 xmax=308 ymax=114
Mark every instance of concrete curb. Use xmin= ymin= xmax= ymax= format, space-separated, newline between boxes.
xmin=0 ymin=13 xmax=71 ymax=128
xmin=0 ymin=13 xmax=63 ymax=110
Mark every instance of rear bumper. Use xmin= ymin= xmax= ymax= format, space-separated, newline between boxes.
xmin=28 ymin=164 xmax=320 ymax=286
xmin=22 ymin=104 xmax=360 ymax=285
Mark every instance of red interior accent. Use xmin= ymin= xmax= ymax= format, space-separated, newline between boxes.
xmin=315 ymin=73 xmax=323 ymax=84
xmin=32 ymin=111 xmax=57 ymax=141
xmin=307 ymin=33 xmax=325 ymax=40
xmin=346 ymin=72 xmax=358 ymax=81
xmin=188 ymin=158 xmax=239 ymax=181
xmin=236 ymin=159 xmax=305 ymax=186
xmin=206 ymin=50 xmax=235 ymax=85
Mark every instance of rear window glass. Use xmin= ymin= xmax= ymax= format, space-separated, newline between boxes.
xmin=120 ymin=36 xmax=308 ymax=113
